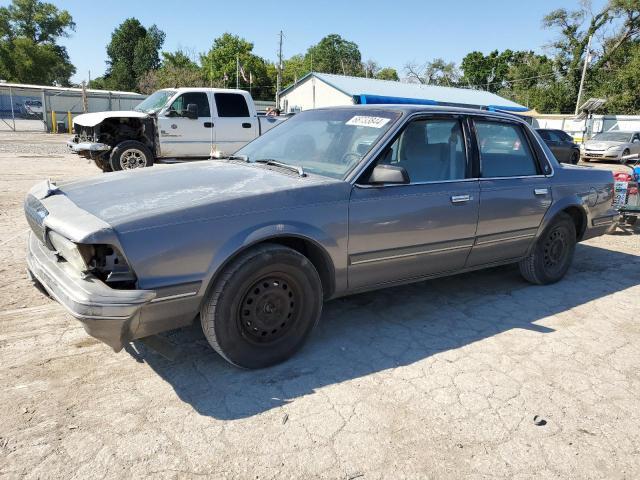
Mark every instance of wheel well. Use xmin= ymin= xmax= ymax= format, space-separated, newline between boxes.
xmin=262 ymin=237 xmax=335 ymax=299
xmin=99 ymin=118 xmax=153 ymax=149
xmin=563 ymin=206 xmax=587 ymax=240
xmin=205 ymin=236 xmax=336 ymax=303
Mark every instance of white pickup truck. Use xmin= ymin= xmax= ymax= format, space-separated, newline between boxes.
xmin=67 ymin=88 xmax=286 ymax=171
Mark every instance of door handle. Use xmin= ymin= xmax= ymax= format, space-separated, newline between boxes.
xmin=451 ymin=195 xmax=471 ymax=204
xmin=204 ymin=122 xmax=213 ymax=128
xmin=534 ymin=188 xmax=549 ymax=196
xmin=242 ymin=122 xmax=252 ymax=128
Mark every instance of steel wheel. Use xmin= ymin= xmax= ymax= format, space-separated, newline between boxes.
xmin=542 ymin=227 xmax=570 ymax=275
xmin=120 ymin=148 xmax=148 ymax=169
xmin=238 ymin=275 xmax=300 ymax=344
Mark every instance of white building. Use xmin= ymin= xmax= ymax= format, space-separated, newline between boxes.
xmin=279 ymin=72 xmax=527 ymax=114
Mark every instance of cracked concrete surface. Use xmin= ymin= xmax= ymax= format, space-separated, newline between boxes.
xmin=1 ymin=133 xmax=639 ymax=479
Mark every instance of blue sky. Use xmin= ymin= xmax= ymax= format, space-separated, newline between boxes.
xmin=2 ymin=0 xmax=608 ymax=84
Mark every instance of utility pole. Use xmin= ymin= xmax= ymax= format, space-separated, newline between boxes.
xmin=236 ymin=54 xmax=240 ymax=89
xmin=276 ymin=30 xmax=283 ymax=109
xmin=575 ymin=34 xmax=592 ymax=115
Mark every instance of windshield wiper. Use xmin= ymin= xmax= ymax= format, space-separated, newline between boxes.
xmin=227 ymin=154 xmax=249 ymax=161
xmin=254 ymin=159 xmax=306 ymax=177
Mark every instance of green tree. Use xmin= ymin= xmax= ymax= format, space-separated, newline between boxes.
xmin=305 ymin=34 xmax=363 ymax=76
xmin=375 ymin=67 xmax=399 ymax=81
xmin=406 ymin=58 xmax=460 ymax=86
xmin=0 ymin=0 xmax=75 ymax=85
xmin=281 ymin=54 xmax=311 ymax=86
xmin=460 ymin=50 xmax=515 ymax=91
xmin=200 ymin=33 xmax=272 ymax=99
xmin=138 ymin=49 xmax=206 ymax=93
xmin=104 ymin=18 xmax=165 ymax=91
xmin=542 ymin=0 xmax=640 ymax=110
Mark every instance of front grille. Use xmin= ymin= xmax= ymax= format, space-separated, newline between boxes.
xmin=24 ymin=194 xmax=48 ymax=244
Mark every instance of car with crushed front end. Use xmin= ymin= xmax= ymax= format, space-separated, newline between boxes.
xmin=26 ymin=105 xmax=618 ymax=368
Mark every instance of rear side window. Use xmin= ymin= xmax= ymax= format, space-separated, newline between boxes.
xmin=214 ymin=93 xmax=250 ymax=117
xmin=169 ymin=92 xmax=210 ymax=117
xmin=475 ymin=121 xmax=538 ymax=177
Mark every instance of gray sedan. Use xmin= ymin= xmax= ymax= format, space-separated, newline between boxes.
xmin=25 ymin=106 xmax=617 ymax=368
xmin=582 ymin=131 xmax=640 ymax=163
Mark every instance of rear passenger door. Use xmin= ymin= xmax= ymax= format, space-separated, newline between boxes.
xmin=466 ymin=119 xmax=552 ymax=267
xmin=212 ymin=93 xmax=258 ymax=155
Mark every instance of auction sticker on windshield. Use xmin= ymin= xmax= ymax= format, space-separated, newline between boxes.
xmin=346 ymin=116 xmax=391 ymax=128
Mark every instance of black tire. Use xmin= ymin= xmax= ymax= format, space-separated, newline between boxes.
xmin=570 ymin=150 xmax=580 ymax=165
xmin=201 ymin=243 xmax=323 ymax=369
xmin=519 ymin=213 xmax=576 ymax=285
xmin=109 ymin=141 xmax=154 ymax=171
xmin=620 ymin=149 xmax=630 ymax=164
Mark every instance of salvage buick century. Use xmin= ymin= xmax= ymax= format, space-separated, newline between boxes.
xmin=26 ymin=106 xmax=617 ymax=368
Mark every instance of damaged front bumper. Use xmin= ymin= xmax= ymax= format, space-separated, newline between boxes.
xmin=26 ymin=232 xmax=156 ymax=351
xmin=66 ymin=137 xmax=111 ymax=154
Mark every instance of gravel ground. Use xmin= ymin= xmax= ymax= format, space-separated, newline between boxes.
xmin=1 ymin=132 xmax=640 ymax=479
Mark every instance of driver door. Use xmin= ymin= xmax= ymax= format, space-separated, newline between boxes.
xmin=348 ymin=116 xmax=480 ymax=289
xmin=157 ymin=91 xmax=213 ymax=157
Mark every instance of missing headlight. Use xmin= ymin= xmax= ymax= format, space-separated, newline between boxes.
xmin=90 ymin=245 xmax=137 ymax=289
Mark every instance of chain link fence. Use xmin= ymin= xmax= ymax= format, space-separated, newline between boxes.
xmin=0 ymin=83 xmax=145 ymax=133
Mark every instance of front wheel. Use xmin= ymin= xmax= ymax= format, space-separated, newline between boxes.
xmin=201 ymin=243 xmax=323 ymax=369
xmin=620 ymin=149 xmax=630 ymax=164
xmin=519 ymin=213 xmax=576 ymax=285
xmin=109 ymin=141 xmax=154 ymax=171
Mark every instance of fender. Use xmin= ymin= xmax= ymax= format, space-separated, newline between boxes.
xmin=528 ymin=194 xmax=588 ymax=254
xmin=199 ymin=220 xmax=343 ymax=303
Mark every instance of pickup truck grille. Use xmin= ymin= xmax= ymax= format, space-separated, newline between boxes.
xmin=24 ymin=194 xmax=48 ymax=244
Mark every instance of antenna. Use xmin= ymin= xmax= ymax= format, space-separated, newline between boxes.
xmin=275 ymin=30 xmax=283 ymax=109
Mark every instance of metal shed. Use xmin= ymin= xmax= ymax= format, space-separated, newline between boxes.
xmin=278 ymin=72 xmax=527 ymax=114
xmin=0 ymin=82 xmax=145 ymax=132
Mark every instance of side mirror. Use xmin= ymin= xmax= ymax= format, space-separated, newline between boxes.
xmin=633 ymin=138 xmax=639 ymax=143
xmin=184 ymin=103 xmax=198 ymax=119
xmin=367 ymin=164 xmax=409 ymax=185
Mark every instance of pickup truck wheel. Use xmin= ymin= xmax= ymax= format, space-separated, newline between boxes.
xmin=109 ymin=141 xmax=154 ymax=171
xmin=519 ymin=213 xmax=576 ymax=285
xmin=201 ymin=243 xmax=323 ymax=369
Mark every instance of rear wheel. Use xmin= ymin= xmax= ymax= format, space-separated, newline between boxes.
xmin=201 ymin=243 xmax=323 ymax=369
xmin=109 ymin=141 xmax=154 ymax=171
xmin=519 ymin=213 xmax=576 ymax=285
xmin=570 ymin=150 xmax=580 ymax=165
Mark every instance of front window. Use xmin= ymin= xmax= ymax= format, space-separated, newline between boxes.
xmin=134 ymin=89 xmax=176 ymax=113
xmin=370 ymin=118 xmax=467 ymax=183
xmin=236 ymin=108 xmax=402 ymax=179
xmin=169 ymin=92 xmax=211 ymax=117
xmin=592 ymin=132 xmax=632 ymax=142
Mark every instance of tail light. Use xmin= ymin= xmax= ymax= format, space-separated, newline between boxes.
xmin=614 ymin=172 xmax=633 ymax=182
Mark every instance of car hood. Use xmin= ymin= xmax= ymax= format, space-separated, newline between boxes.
xmin=56 ymin=161 xmax=347 ymax=232
xmin=73 ymin=110 xmax=149 ymax=128
xmin=584 ymin=140 xmax=627 ymax=149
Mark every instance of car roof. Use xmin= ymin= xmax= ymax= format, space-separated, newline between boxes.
xmin=312 ymin=104 xmax=526 ymax=122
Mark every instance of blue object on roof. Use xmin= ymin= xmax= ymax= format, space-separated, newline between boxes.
xmin=355 ymin=94 xmax=437 ymax=106
xmin=280 ymin=72 xmax=528 ymax=112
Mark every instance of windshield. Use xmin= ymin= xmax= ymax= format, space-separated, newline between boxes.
xmin=236 ymin=108 xmax=402 ymax=179
xmin=134 ymin=89 xmax=176 ymax=113
xmin=592 ymin=132 xmax=632 ymax=142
